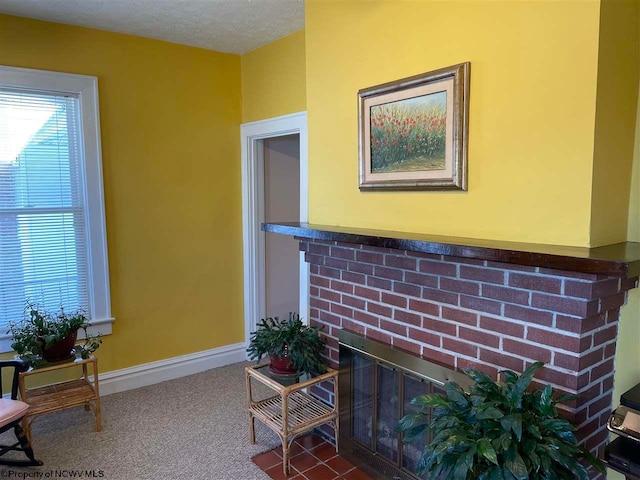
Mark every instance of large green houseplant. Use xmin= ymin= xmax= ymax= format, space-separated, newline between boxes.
xmin=247 ymin=312 xmax=327 ymax=375
xmin=7 ymin=302 xmax=102 ymax=367
xmin=397 ymin=362 xmax=604 ymax=480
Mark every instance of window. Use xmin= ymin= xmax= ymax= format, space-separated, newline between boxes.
xmin=0 ymin=66 xmax=112 ymax=352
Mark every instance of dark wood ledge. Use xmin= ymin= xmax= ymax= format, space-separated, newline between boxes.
xmin=262 ymin=222 xmax=640 ymax=278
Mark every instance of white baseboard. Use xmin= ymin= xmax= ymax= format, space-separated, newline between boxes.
xmin=97 ymin=342 xmax=246 ymax=396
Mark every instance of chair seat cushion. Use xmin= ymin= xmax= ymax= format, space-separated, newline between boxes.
xmin=0 ymin=398 xmax=29 ymax=427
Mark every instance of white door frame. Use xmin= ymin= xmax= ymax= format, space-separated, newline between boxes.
xmin=241 ymin=111 xmax=309 ymax=351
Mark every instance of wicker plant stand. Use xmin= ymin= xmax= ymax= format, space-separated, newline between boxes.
xmin=245 ymin=362 xmax=339 ymax=475
xmin=18 ymin=355 xmax=102 ymax=441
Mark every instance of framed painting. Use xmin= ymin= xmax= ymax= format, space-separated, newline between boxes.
xmin=358 ymin=62 xmax=470 ymax=191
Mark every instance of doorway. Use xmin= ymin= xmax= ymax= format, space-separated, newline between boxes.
xmin=263 ymin=135 xmax=300 ymax=317
xmin=241 ymin=112 xmax=308 ymax=349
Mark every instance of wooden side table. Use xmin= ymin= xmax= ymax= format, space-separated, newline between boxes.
xmin=18 ymin=354 xmax=102 ymax=441
xmin=245 ymin=362 xmax=339 ymax=475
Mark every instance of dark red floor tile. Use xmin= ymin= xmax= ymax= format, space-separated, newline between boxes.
xmin=325 ymin=455 xmax=355 ymax=475
xmin=265 ymin=464 xmax=299 ymax=480
xmin=290 ymin=443 xmax=306 ymax=457
xmin=255 ymin=442 xmax=359 ymax=480
xmin=290 ymin=451 xmax=321 ymax=473
xmin=296 ymin=434 xmax=327 ymax=450
xmin=302 ymin=464 xmax=341 ymax=480
xmin=273 ymin=442 xmax=305 ymax=458
xmin=342 ymin=468 xmax=374 ymax=480
xmin=310 ymin=442 xmax=338 ymax=461
xmin=252 ymin=450 xmax=283 ymax=470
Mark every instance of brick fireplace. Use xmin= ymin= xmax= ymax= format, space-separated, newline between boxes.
xmin=265 ymin=222 xmax=640 ymax=475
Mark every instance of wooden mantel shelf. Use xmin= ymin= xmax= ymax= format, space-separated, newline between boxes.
xmin=262 ymin=222 xmax=640 ymax=278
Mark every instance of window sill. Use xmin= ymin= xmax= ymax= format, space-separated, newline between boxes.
xmin=0 ymin=317 xmax=115 ymax=354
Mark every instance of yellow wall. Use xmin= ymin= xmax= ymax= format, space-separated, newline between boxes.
xmin=306 ymin=0 xmax=603 ymax=246
xmin=610 ymin=86 xmax=640 ymax=480
xmin=0 ymin=14 xmax=244 ymax=373
xmin=304 ymin=6 xmax=639 ymax=471
xmin=590 ymin=0 xmax=640 ymax=246
xmin=241 ymin=29 xmax=306 ymax=123
xmin=628 ymin=86 xmax=640 ymax=245
xmin=1 ymin=1 xmax=638 ymax=381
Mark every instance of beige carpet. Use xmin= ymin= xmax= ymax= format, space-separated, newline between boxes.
xmin=0 ymin=361 xmax=281 ymax=479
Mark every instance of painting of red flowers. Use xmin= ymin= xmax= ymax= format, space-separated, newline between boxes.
xmin=370 ymin=92 xmax=447 ymax=173
xmin=359 ymin=62 xmax=469 ymax=190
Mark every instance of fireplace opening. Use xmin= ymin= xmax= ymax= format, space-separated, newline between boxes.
xmin=338 ymin=330 xmax=470 ymax=480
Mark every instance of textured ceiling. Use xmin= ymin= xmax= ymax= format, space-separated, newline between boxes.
xmin=0 ymin=0 xmax=304 ymax=54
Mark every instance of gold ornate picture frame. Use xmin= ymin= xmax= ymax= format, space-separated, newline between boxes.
xmin=358 ymin=62 xmax=470 ymax=191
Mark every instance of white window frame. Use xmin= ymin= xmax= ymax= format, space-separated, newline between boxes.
xmin=0 ymin=65 xmax=114 ymax=352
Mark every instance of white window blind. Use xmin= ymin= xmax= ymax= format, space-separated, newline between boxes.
xmin=0 ymin=89 xmax=90 ymax=328
xmin=0 ymin=66 xmax=113 ymax=350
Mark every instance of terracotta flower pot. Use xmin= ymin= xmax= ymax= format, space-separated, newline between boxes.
xmin=41 ymin=330 xmax=78 ymax=362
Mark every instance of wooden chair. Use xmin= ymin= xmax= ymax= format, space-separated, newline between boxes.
xmin=0 ymin=359 xmax=42 ymax=466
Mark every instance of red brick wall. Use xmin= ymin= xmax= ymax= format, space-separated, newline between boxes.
xmin=301 ymin=239 xmax=638 ymax=462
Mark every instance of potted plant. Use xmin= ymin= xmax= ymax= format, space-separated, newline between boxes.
xmin=246 ymin=312 xmax=327 ymax=375
xmin=397 ymin=362 xmax=604 ymax=480
xmin=7 ymin=302 xmax=102 ymax=367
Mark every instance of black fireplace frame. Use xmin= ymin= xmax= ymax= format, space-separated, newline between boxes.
xmin=338 ymin=330 xmax=470 ymax=480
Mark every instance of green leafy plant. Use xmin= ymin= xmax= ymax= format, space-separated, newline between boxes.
xmin=76 ymin=330 xmax=103 ymax=360
xmin=246 ymin=312 xmax=327 ymax=375
xmin=7 ymin=302 xmax=102 ymax=366
xmin=397 ymin=362 xmax=604 ymax=480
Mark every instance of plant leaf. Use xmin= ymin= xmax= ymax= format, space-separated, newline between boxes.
xmin=443 ymin=435 xmax=471 ymax=453
xmin=500 ymin=414 xmax=523 ymax=441
xmin=581 ymin=447 xmax=606 ymax=474
xmin=478 ymin=438 xmax=499 ymax=466
xmin=502 ymin=466 xmax=517 ymax=480
xmin=497 ymin=432 xmax=512 ymax=452
xmin=500 ymin=370 xmax=519 ymax=384
xmin=446 ymin=382 xmax=470 ymax=409
xmin=453 ymin=450 xmax=474 ymax=480
xmin=517 ymin=362 xmax=543 ymax=390
xmin=539 ymin=384 xmax=553 ymax=416
xmin=526 ymin=449 xmax=540 ymax=473
xmin=397 ymin=412 xmax=427 ymax=432
xmin=463 ymin=368 xmax=496 ymax=386
xmin=544 ymin=443 xmax=574 ymax=471
xmin=411 ymin=393 xmax=450 ymax=409
xmin=504 ymin=445 xmax=528 ymax=480
xmin=508 ymin=362 xmax=542 ymax=407
xmin=416 ymin=451 xmax=429 ymax=476
xmin=477 ymin=406 xmax=504 ymax=420
xmin=402 ymin=424 xmax=429 ymax=443
xmin=526 ymin=422 xmax=542 ymax=440
xmin=555 ymin=393 xmax=579 ymax=404
xmin=487 ymin=466 xmax=504 ymax=480
xmin=540 ymin=418 xmax=572 ymax=434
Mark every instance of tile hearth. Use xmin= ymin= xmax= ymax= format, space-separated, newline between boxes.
xmin=252 ymin=435 xmax=373 ymax=480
